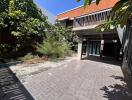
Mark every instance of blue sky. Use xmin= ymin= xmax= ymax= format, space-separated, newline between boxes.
xmin=34 ymin=0 xmax=83 ymax=15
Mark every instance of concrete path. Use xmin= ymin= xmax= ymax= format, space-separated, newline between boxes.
xmin=23 ymin=59 xmax=129 ymax=100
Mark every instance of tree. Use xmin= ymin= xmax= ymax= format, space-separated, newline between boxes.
xmin=77 ymin=0 xmax=132 ymax=30
xmin=0 ymin=0 xmax=48 ymax=58
xmin=0 ymin=0 xmax=76 ymax=60
xmin=54 ymin=23 xmax=77 ymax=51
xmin=36 ymin=23 xmax=77 ymax=58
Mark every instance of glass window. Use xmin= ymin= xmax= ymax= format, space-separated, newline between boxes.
xmin=89 ymin=41 xmax=100 ymax=55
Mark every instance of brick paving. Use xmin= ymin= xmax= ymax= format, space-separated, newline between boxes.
xmin=0 ymin=66 xmax=34 ymax=100
xmin=23 ymin=59 xmax=129 ymax=100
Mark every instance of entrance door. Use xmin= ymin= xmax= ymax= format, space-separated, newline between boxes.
xmin=89 ymin=41 xmax=100 ymax=56
xmin=103 ymin=41 xmax=116 ymax=58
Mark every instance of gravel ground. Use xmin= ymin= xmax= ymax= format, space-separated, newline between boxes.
xmin=10 ymin=55 xmax=77 ymax=83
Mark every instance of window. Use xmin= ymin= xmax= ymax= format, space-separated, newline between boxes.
xmin=89 ymin=41 xmax=100 ymax=55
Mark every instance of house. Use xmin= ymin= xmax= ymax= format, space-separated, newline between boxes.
xmin=56 ymin=0 xmax=123 ymax=60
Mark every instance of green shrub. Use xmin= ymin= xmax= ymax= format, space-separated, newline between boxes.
xmin=0 ymin=0 xmax=47 ymax=59
xmin=36 ymin=33 xmax=72 ymax=58
xmin=19 ymin=53 xmax=36 ymax=61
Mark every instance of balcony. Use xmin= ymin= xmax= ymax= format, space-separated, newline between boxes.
xmin=73 ymin=9 xmax=111 ymax=31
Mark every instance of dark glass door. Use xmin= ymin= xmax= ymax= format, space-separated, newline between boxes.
xmin=89 ymin=41 xmax=100 ymax=55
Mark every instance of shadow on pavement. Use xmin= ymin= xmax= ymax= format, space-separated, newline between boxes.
xmin=100 ymin=75 xmax=132 ymax=100
xmin=82 ymin=56 xmax=122 ymax=66
xmin=0 ymin=63 xmax=34 ymax=100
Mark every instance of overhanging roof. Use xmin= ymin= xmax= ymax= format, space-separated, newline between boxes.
xmin=57 ymin=0 xmax=118 ymax=20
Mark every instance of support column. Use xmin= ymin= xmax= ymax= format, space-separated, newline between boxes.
xmin=78 ymin=37 xmax=83 ymax=60
xmin=86 ymin=40 xmax=89 ymax=57
xmin=100 ymin=40 xmax=104 ymax=58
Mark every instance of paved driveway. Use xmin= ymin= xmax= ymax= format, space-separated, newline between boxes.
xmin=24 ymin=59 xmax=129 ymax=100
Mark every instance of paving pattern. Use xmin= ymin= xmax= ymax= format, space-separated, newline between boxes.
xmin=23 ymin=59 xmax=130 ymax=100
xmin=0 ymin=66 xmax=34 ymax=100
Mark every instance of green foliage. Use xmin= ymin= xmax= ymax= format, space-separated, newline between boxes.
xmin=37 ymin=32 xmax=72 ymax=58
xmin=34 ymin=21 xmax=76 ymax=58
xmin=111 ymin=0 xmax=132 ymax=27
xmin=37 ymin=22 xmax=76 ymax=58
xmin=96 ymin=0 xmax=132 ymax=31
xmin=77 ymin=0 xmax=100 ymax=7
xmin=9 ymin=0 xmax=15 ymax=13
xmin=19 ymin=53 xmax=36 ymax=61
xmin=49 ymin=23 xmax=78 ymax=51
xmin=0 ymin=0 xmax=9 ymax=13
xmin=0 ymin=44 xmax=14 ymax=59
xmin=0 ymin=0 xmax=48 ymax=58
xmin=0 ymin=0 xmax=76 ymax=60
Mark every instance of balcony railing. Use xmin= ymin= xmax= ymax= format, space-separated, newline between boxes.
xmin=73 ymin=10 xmax=111 ymax=28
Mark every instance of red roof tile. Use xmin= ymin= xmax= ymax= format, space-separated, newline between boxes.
xmin=57 ymin=0 xmax=118 ymax=20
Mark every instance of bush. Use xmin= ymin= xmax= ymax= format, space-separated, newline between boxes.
xmin=19 ymin=53 xmax=36 ymax=61
xmin=36 ymin=33 xmax=72 ymax=58
xmin=53 ymin=41 xmax=72 ymax=58
xmin=0 ymin=0 xmax=47 ymax=59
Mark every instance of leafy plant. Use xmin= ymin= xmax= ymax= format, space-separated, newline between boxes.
xmin=0 ymin=0 xmax=76 ymax=60
xmin=48 ymin=23 xmax=78 ymax=51
xmin=19 ymin=53 xmax=35 ymax=61
xmin=37 ymin=32 xmax=72 ymax=58
xmin=0 ymin=0 xmax=48 ymax=58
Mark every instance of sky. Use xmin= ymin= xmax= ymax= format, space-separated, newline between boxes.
xmin=34 ymin=0 xmax=83 ymax=16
